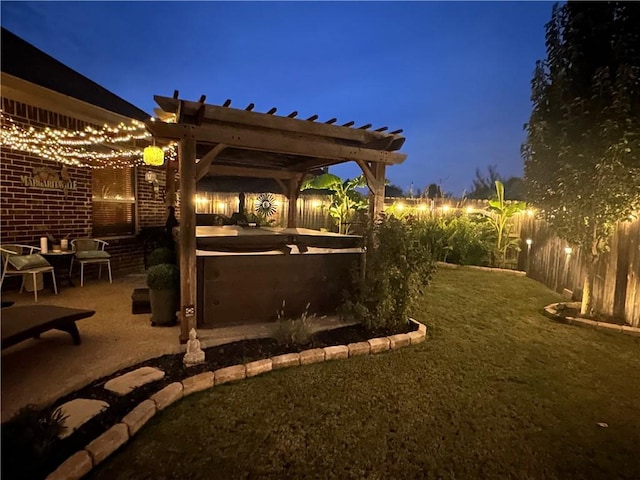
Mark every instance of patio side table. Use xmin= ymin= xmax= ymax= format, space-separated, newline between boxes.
xmin=42 ymin=251 xmax=75 ymax=288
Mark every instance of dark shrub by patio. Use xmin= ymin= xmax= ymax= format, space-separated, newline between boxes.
xmin=344 ymin=214 xmax=435 ymax=333
xmin=147 ymin=247 xmax=176 ymax=268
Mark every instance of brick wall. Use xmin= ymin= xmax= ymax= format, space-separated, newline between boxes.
xmin=1 ymin=98 xmax=172 ymax=278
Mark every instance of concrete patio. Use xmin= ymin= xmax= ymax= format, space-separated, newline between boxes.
xmin=1 ymin=272 xmax=353 ymax=422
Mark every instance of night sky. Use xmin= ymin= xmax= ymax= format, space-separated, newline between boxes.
xmin=1 ymin=1 xmax=553 ymax=196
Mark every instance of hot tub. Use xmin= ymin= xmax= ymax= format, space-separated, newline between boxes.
xmin=195 ymin=226 xmax=363 ymax=327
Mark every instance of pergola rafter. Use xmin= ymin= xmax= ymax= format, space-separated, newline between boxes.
xmin=145 ymin=94 xmax=407 ymax=343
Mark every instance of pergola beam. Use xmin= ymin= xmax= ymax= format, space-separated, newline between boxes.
xmin=154 ymin=96 xmax=404 ymax=147
xmin=147 ymin=121 xmax=407 ymax=166
xmin=206 ymin=164 xmax=307 ymax=180
xmin=195 ymin=143 xmax=226 ymax=182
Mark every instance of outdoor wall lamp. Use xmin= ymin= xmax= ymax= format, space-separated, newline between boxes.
xmin=145 ymin=171 xmax=160 ymax=199
xmin=144 ymin=171 xmax=157 ymax=183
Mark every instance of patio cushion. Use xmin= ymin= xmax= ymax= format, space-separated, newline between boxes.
xmin=76 ymin=250 xmax=111 ymax=260
xmin=7 ymin=253 xmax=50 ymax=271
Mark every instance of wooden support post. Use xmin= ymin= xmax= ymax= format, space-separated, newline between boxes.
xmin=286 ymin=177 xmax=302 ymax=228
xmin=356 ymin=160 xmax=386 ymax=221
xmin=178 ymin=132 xmax=197 ymax=343
xmin=370 ymin=162 xmax=386 ymax=220
xmin=164 ymin=157 xmax=176 ymax=207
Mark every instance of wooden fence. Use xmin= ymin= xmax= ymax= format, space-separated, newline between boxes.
xmin=194 ymin=191 xmax=639 ymax=326
xmin=519 ymin=215 xmax=640 ymax=327
xmin=194 ymin=191 xmax=333 ymax=231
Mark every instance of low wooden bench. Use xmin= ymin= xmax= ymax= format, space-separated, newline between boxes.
xmin=1 ymin=305 xmax=95 ymax=349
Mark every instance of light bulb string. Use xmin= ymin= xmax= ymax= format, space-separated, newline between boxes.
xmin=1 ymin=111 xmax=176 ymax=168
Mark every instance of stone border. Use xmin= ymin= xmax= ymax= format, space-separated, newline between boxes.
xmin=45 ymin=318 xmax=428 ymax=480
xmin=543 ymin=302 xmax=640 ymax=337
xmin=436 ymin=261 xmax=526 ymax=276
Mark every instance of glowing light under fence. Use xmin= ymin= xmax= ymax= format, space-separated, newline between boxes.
xmin=526 ymin=238 xmax=533 ymax=246
xmin=465 ymin=206 xmax=474 ymax=214
xmin=564 ymin=246 xmax=573 ymax=255
xmin=418 ymin=204 xmax=428 ymax=211
xmin=396 ymin=203 xmax=405 ymax=211
xmin=441 ymin=205 xmax=451 ymax=212
xmin=311 ymin=200 xmax=322 ymax=208
xmin=216 ymin=202 xmax=226 ymax=210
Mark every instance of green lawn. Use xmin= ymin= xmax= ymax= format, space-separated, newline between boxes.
xmin=89 ymin=269 xmax=640 ymax=480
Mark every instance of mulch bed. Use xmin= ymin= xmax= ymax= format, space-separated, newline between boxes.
xmin=555 ymin=303 xmax=628 ymax=326
xmin=2 ymin=321 xmax=415 ymax=480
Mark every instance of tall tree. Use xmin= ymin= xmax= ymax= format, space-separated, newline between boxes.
xmin=467 ymin=165 xmax=525 ymax=200
xmin=384 ymin=184 xmax=405 ymax=197
xmin=426 ymin=183 xmax=443 ymax=199
xmin=522 ymin=2 xmax=640 ymax=315
xmin=467 ymin=165 xmax=501 ymax=199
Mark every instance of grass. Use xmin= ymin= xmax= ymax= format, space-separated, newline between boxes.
xmin=88 ymin=269 xmax=640 ymax=480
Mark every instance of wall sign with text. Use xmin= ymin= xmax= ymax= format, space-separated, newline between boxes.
xmin=20 ymin=166 xmax=77 ymax=193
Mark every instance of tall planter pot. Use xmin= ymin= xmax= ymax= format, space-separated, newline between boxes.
xmin=149 ymin=289 xmax=179 ymax=326
xmin=147 ymin=263 xmax=180 ymax=327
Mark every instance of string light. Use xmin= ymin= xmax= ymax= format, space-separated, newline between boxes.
xmin=1 ymin=112 xmax=177 ymax=168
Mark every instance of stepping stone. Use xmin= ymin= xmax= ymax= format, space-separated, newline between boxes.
xmin=55 ymin=398 xmax=110 ymax=439
xmin=104 ymin=366 xmax=165 ymax=395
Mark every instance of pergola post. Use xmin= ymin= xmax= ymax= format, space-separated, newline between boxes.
xmin=165 ymin=158 xmax=176 ymax=207
xmin=357 ymin=160 xmax=386 ymax=221
xmin=178 ymin=131 xmax=197 ymax=343
xmin=286 ymin=177 xmax=301 ymax=228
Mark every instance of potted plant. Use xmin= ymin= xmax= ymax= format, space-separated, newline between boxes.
xmin=146 ymin=263 xmax=179 ymax=326
xmin=147 ymin=247 xmax=176 ymax=267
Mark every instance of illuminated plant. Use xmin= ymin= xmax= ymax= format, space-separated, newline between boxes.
xmin=302 ymin=173 xmax=368 ymax=234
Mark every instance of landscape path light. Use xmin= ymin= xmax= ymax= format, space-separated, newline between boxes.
xmin=524 ymin=238 xmax=533 ymax=273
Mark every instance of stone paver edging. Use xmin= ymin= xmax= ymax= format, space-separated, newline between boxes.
xmin=45 ymin=318 xmax=428 ymax=480
xmin=543 ymin=302 xmax=640 ymax=337
xmin=436 ymin=261 xmax=526 ymax=276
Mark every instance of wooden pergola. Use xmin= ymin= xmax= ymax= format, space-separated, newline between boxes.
xmin=146 ymin=93 xmax=407 ymax=342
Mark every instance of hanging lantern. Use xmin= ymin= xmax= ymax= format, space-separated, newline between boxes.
xmin=143 ymin=145 xmax=164 ymax=166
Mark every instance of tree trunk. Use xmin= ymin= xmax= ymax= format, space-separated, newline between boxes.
xmin=580 ymin=256 xmax=597 ymax=316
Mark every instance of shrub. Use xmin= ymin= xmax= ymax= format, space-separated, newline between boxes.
xmin=442 ymin=214 xmax=494 ymax=266
xmin=147 ymin=263 xmax=180 ymax=290
xmin=1 ymin=405 xmax=67 ymax=480
xmin=273 ymin=301 xmax=314 ymax=347
xmin=147 ymin=247 xmax=176 ymax=268
xmin=344 ymin=215 xmax=435 ymax=333
xmin=413 ymin=214 xmax=494 ymax=266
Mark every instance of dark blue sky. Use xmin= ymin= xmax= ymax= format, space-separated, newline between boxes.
xmin=1 ymin=1 xmax=553 ymax=196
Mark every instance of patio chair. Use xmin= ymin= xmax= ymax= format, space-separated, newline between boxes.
xmin=70 ymin=238 xmax=112 ymax=287
xmin=0 ymin=244 xmax=58 ymax=302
